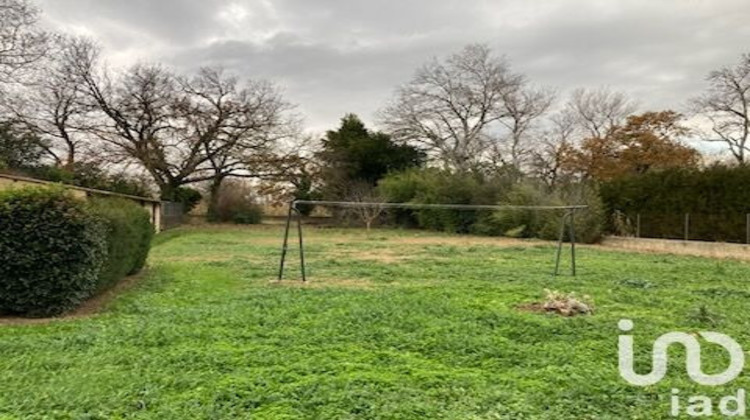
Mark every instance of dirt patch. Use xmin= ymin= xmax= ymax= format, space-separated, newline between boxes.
xmin=0 ymin=271 xmax=148 ymax=327
xmin=387 ymin=236 xmax=544 ymax=247
xmin=327 ymin=249 xmax=415 ymax=264
xmin=269 ymin=276 xmax=381 ymax=290
xmin=517 ymin=302 xmax=547 ymax=314
xmin=160 ymin=254 xmax=233 ymax=263
xmin=516 ymin=302 xmax=593 ymax=317
xmin=597 ymin=237 xmax=750 ymax=261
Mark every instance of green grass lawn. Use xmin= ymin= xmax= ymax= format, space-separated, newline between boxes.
xmin=2 ymin=225 xmax=750 ymax=419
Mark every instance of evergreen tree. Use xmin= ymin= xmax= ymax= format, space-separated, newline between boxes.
xmin=317 ymin=114 xmax=424 ymax=198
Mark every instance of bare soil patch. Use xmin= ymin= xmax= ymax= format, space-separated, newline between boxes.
xmin=516 ymin=302 xmax=593 ymax=317
xmin=386 ymin=236 xmax=544 ymax=247
xmin=269 ymin=276 xmax=381 ymax=290
xmin=597 ymin=237 xmax=750 ymax=261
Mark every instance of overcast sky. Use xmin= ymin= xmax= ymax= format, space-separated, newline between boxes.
xmin=36 ymin=0 xmax=750 ymax=134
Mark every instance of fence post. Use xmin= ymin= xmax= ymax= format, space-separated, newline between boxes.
xmin=684 ymin=213 xmax=690 ymax=241
xmin=636 ymin=213 xmax=641 ymax=238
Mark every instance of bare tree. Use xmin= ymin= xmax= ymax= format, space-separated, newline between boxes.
xmin=81 ymin=62 xmax=193 ymax=197
xmin=177 ymin=67 xmax=300 ymax=215
xmin=68 ymin=44 xmax=226 ymax=197
xmin=68 ymin=44 xmax=299 ymax=202
xmin=0 ymin=36 xmax=93 ymax=167
xmin=530 ymin=110 xmax=577 ymax=188
xmin=346 ymin=182 xmax=385 ymax=232
xmin=381 ymin=44 xmax=523 ymax=171
xmin=0 ymin=0 xmax=47 ymax=82
xmin=496 ymin=86 xmax=555 ymax=168
xmin=568 ymin=87 xmax=637 ymax=139
xmin=692 ymin=53 xmax=750 ymax=164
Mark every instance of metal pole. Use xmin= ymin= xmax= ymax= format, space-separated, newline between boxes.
xmin=684 ymin=213 xmax=690 ymax=241
xmin=636 ymin=213 xmax=641 ymax=238
xmin=554 ymin=211 xmax=568 ymax=277
xmin=570 ymin=210 xmax=577 ymax=276
xmin=296 ymin=207 xmax=307 ymax=282
xmin=277 ymin=201 xmax=294 ymax=281
xmin=746 ymin=213 xmax=749 ymax=245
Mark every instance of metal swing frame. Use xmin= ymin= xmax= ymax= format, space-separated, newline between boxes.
xmin=277 ymin=200 xmax=587 ymax=282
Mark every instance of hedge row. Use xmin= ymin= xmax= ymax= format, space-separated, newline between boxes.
xmin=377 ymin=168 xmax=605 ymax=244
xmin=600 ymin=166 xmax=750 ymax=243
xmin=0 ymin=187 xmax=154 ymax=317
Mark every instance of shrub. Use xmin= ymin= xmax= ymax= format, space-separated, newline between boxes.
xmin=0 ymin=188 xmax=155 ymax=317
xmin=377 ymin=167 xmax=427 ymax=227
xmin=491 ymin=183 xmax=605 ymax=244
xmin=491 ymin=183 xmax=550 ymax=238
xmin=378 ymin=168 xmax=604 ymax=243
xmin=88 ymin=198 xmax=154 ymax=289
xmin=0 ymin=187 xmax=107 ymax=317
xmin=379 ymin=168 xmax=509 ymax=233
xmin=210 ymin=180 xmax=264 ymax=224
xmin=555 ymin=183 xmax=605 ymax=244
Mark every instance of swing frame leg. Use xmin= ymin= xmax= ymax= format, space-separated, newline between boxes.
xmin=296 ymin=207 xmax=307 ymax=282
xmin=554 ymin=210 xmax=578 ymax=277
xmin=277 ymin=201 xmax=294 ymax=281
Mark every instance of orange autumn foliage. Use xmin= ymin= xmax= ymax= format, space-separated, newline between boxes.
xmin=562 ymin=111 xmax=701 ymax=181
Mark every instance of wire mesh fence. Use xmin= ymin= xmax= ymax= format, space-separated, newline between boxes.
xmin=161 ymin=201 xmax=185 ymax=230
xmin=611 ymin=211 xmax=750 ymax=244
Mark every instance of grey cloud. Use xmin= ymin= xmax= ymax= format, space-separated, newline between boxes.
xmin=38 ymin=0 xmax=222 ymax=45
xmin=34 ymin=0 xmax=750 ymax=130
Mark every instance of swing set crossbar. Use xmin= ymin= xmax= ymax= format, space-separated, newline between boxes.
xmin=277 ymin=200 xmax=587 ymax=282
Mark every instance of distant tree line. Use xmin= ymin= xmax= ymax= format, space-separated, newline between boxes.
xmin=1 ymin=0 xmax=749 ymax=235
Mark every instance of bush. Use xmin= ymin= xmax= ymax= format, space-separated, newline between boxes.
xmin=379 ymin=168 xmax=604 ymax=244
xmin=491 ymin=183 xmax=604 ymax=244
xmin=0 ymin=188 xmax=107 ymax=317
xmin=0 ymin=187 xmax=154 ymax=317
xmin=556 ymin=183 xmax=605 ymax=244
xmin=210 ymin=180 xmax=264 ymax=224
xmin=88 ymin=198 xmax=154 ymax=289
xmin=379 ymin=168 xmax=511 ymax=233
xmin=491 ymin=183 xmax=550 ymax=238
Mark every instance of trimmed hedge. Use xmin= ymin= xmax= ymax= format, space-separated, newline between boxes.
xmin=88 ymin=198 xmax=154 ymax=290
xmin=600 ymin=165 xmax=750 ymax=242
xmin=0 ymin=187 xmax=153 ymax=317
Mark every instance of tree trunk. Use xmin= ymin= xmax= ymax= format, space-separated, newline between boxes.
xmin=206 ymin=175 xmax=226 ymax=222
